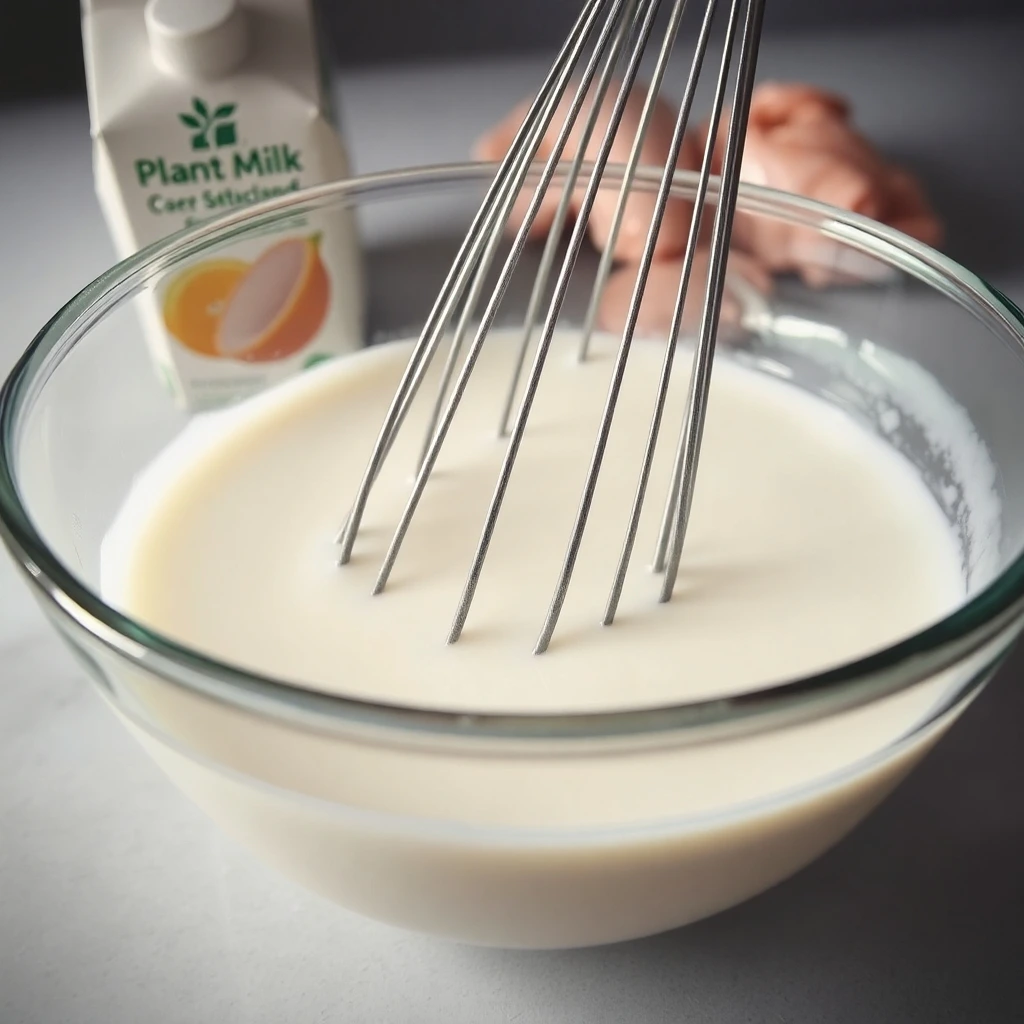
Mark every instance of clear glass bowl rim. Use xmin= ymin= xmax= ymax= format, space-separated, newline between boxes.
xmin=3 ymin=161 xmax=1024 ymax=746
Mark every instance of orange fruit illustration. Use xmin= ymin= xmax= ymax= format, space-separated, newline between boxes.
xmin=215 ymin=234 xmax=330 ymax=362
xmin=162 ymin=258 xmax=249 ymax=357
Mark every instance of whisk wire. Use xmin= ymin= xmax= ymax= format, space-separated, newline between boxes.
xmin=492 ymin=1 xmax=646 ymax=439
xmin=603 ymin=0 xmax=728 ymax=621
xmin=659 ymin=0 xmax=765 ymax=598
xmin=535 ymin=0 xmax=698 ymax=651
xmin=416 ymin=70 xmax=579 ymax=470
xmin=336 ymin=0 xmax=765 ymax=653
xmin=372 ymin=0 xmax=640 ymax=596
xmin=335 ymin=0 xmax=609 ymax=562
xmin=448 ymin=0 xmax=669 ymax=644
xmin=416 ymin=1 xmax=651 ymax=468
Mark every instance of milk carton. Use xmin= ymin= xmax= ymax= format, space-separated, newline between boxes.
xmin=82 ymin=0 xmax=364 ymax=410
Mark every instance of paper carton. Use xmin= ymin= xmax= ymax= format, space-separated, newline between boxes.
xmin=83 ymin=0 xmax=364 ymax=409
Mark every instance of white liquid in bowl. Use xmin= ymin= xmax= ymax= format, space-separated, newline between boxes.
xmin=99 ymin=332 xmax=968 ymax=947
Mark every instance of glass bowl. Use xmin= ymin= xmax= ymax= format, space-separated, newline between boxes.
xmin=2 ymin=164 xmax=1024 ymax=950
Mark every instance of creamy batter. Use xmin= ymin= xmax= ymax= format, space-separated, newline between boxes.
xmin=103 ymin=331 xmax=963 ymax=713
xmin=97 ymin=331 xmax=970 ymax=947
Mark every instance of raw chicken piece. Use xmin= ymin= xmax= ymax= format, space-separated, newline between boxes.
xmin=475 ymin=79 xmax=942 ymax=309
xmin=740 ymin=82 xmax=851 ymax=127
xmin=881 ymin=166 xmax=944 ymax=248
xmin=473 ymin=81 xmax=702 ymax=261
xmin=596 ymin=249 xmax=772 ymax=338
xmin=701 ymin=82 xmax=943 ymax=285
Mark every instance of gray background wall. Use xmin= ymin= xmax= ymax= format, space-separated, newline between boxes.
xmin=1 ymin=0 xmax=1021 ymax=102
xmin=321 ymin=0 xmax=1021 ymax=62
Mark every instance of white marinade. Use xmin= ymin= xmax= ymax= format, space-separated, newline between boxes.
xmin=102 ymin=331 xmax=963 ymax=714
xmin=98 ymin=330 xmax=971 ymax=947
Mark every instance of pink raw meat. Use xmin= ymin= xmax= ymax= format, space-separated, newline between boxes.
xmin=700 ymin=82 xmax=943 ymax=285
xmin=473 ymin=80 xmax=703 ymax=261
xmin=475 ymin=80 xmax=943 ymax=310
xmin=596 ymin=248 xmax=772 ymax=338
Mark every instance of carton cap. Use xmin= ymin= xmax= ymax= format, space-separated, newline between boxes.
xmin=145 ymin=0 xmax=248 ymax=80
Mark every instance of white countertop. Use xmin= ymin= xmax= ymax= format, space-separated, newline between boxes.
xmin=3 ymin=20 xmax=1024 ymax=1024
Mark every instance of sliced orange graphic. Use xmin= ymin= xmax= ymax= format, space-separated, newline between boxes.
xmin=215 ymin=235 xmax=330 ymax=363
xmin=162 ymin=258 xmax=249 ymax=357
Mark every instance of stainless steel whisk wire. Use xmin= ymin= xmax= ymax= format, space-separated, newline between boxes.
xmin=337 ymin=0 xmax=766 ymax=653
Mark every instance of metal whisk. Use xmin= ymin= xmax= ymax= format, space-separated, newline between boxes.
xmin=337 ymin=0 xmax=765 ymax=653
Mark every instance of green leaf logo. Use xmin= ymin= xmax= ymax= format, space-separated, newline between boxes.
xmin=302 ymin=353 xmax=333 ymax=371
xmin=181 ymin=97 xmax=239 ymax=151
